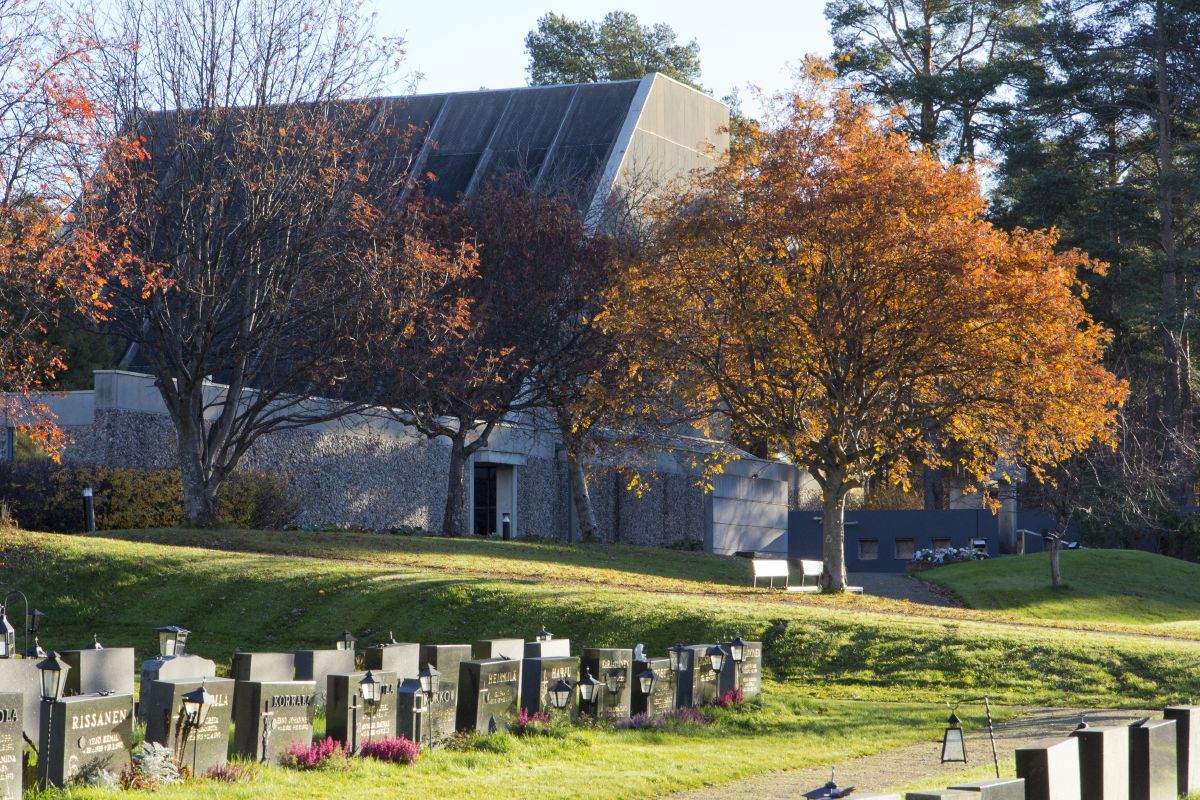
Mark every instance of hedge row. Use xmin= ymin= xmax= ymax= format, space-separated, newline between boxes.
xmin=0 ymin=461 xmax=296 ymax=532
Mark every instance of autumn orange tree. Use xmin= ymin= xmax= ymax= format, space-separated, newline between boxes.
xmin=601 ymin=64 xmax=1127 ymax=591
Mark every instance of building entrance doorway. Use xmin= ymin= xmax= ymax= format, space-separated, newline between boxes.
xmin=473 ymin=464 xmax=498 ymax=536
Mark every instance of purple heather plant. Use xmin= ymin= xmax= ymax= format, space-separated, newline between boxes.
xmin=358 ymin=735 xmax=422 ymax=765
xmin=280 ymin=737 xmax=349 ymax=771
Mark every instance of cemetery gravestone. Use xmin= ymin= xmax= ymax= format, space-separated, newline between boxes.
xmin=137 ymin=654 xmax=216 ymax=722
xmin=675 ymin=645 xmax=719 ymax=708
xmin=419 ymin=644 xmax=471 ymax=744
xmin=326 ymin=671 xmax=397 ymax=750
xmin=1129 ymin=719 xmax=1177 ymax=800
xmin=229 ymin=652 xmax=295 ymax=719
xmin=631 ymin=657 xmax=673 ymax=720
xmin=363 ymin=642 xmax=420 ymax=679
xmin=905 ymin=793 xmax=975 ymax=800
xmin=144 ymin=677 xmax=234 ymax=775
xmin=947 ymin=778 xmax=1027 ymax=800
xmin=1164 ymin=705 xmax=1200 ymax=796
xmin=39 ymin=692 xmax=135 ymax=789
xmin=0 ymin=693 xmax=21 ymax=800
xmin=60 ymin=647 xmax=135 ymax=698
xmin=395 ymin=678 xmax=428 ymax=745
xmin=0 ymin=660 xmax=39 ymax=743
xmin=231 ymin=680 xmax=315 ymax=763
xmin=1015 ymin=737 xmax=1082 ymax=800
xmin=717 ymin=639 xmax=762 ymax=699
xmin=473 ymin=639 xmax=524 ymax=705
xmin=1071 ymin=725 xmax=1129 ymax=800
xmin=519 ymin=655 xmax=578 ymax=717
xmin=850 ymin=795 xmax=901 ymax=800
xmin=524 ymin=638 xmax=570 ymax=658
xmin=457 ymin=658 xmax=520 ymax=733
xmin=293 ymin=649 xmax=354 ymax=707
xmin=581 ymin=648 xmax=633 ymax=721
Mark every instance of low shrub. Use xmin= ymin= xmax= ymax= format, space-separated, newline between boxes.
xmin=513 ymin=708 xmax=553 ymax=737
xmin=358 ymin=735 xmax=421 ymax=765
xmin=205 ymin=761 xmax=259 ymax=783
xmin=614 ymin=707 xmax=709 ymax=731
xmin=280 ymin=737 xmax=348 ymax=771
xmin=120 ymin=741 xmax=182 ymax=790
xmin=712 ymin=687 xmax=745 ymax=708
xmin=662 ymin=707 xmax=708 ymax=726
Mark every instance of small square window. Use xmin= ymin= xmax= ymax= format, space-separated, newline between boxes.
xmin=895 ymin=538 xmax=915 ymax=560
xmin=858 ymin=539 xmax=879 ymax=560
xmin=933 ymin=538 xmax=952 ymax=550
xmin=972 ymin=538 xmax=988 ymax=552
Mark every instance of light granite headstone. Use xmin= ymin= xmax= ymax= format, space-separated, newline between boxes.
xmin=1164 ymin=705 xmax=1200 ymax=796
xmin=38 ymin=692 xmax=135 ymax=789
xmin=717 ymin=639 xmax=762 ymax=699
xmin=326 ymin=671 xmax=397 ymax=750
xmin=523 ymin=638 xmax=570 ymax=658
xmin=231 ymin=680 xmax=315 ymax=763
xmin=1129 ymin=719 xmax=1177 ymax=800
xmin=1015 ymin=736 xmax=1082 ymax=800
xmin=1071 ymin=725 xmax=1129 ymax=800
xmin=947 ymin=778 xmax=1027 ymax=799
xmin=419 ymin=644 xmax=471 ymax=744
xmin=229 ymin=652 xmax=295 ymax=720
xmin=144 ymin=677 xmax=234 ymax=775
xmin=363 ymin=642 xmax=420 ymax=680
xmin=60 ymin=647 xmax=135 ymax=698
xmin=137 ymin=654 xmax=217 ymax=722
xmin=519 ymin=656 xmax=578 ymax=717
xmin=631 ymin=657 xmax=673 ymax=720
xmin=581 ymin=648 xmax=633 ymax=721
xmin=293 ymin=649 xmax=354 ymax=707
xmin=0 ymin=692 xmax=22 ymax=800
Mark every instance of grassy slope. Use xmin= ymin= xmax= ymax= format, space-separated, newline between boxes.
xmin=920 ymin=549 xmax=1200 ymax=634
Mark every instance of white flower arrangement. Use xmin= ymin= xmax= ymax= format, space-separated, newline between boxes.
xmin=911 ymin=546 xmax=987 ymax=565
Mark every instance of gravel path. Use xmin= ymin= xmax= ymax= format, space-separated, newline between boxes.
xmin=664 ymin=707 xmax=1151 ymax=798
xmin=847 ymin=572 xmax=961 ymax=607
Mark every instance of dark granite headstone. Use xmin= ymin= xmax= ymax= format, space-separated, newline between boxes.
xmin=1015 ymin=737 xmax=1082 ymax=800
xmin=1129 ymin=719 xmax=1176 ymax=800
xmin=581 ymin=648 xmax=633 ymax=721
xmin=674 ymin=645 xmax=719 ymax=708
xmin=144 ymin=677 xmax=233 ymax=775
xmin=473 ymin=640 xmax=523 ymax=706
xmin=1071 ymin=725 xmax=1129 ymax=800
xmin=293 ymin=649 xmax=354 ymax=707
xmin=60 ymin=648 xmax=135 ymax=698
xmin=523 ymin=639 xmax=570 ymax=658
xmin=137 ymin=654 xmax=217 ymax=722
xmin=457 ymin=658 xmax=520 ymax=733
xmin=519 ymin=656 xmax=579 ymax=716
xmin=38 ymin=692 xmax=135 ymax=789
xmin=947 ymin=778 xmax=1027 ymax=799
xmin=717 ymin=640 xmax=762 ymax=699
xmin=0 ymin=693 xmax=21 ymax=800
xmin=1164 ymin=705 xmax=1200 ymax=796
xmin=850 ymin=794 xmax=901 ymax=800
xmin=419 ymin=644 xmax=471 ymax=744
xmin=326 ymin=671 xmax=397 ymax=750
xmin=395 ymin=678 xmax=428 ymax=745
xmin=631 ymin=657 xmax=673 ymax=720
xmin=363 ymin=642 xmax=420 ymax=679
xmin=231 ymin=680 xmax=315 ymax=763
xmin=0 ymin=659 xmax=39 ymax=742
xmin=905 ymin=792 xmax=975 ymax=800
xmin=230 ymin=652 xmax=296 ymax=720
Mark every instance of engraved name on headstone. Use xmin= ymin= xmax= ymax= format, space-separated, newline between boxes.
xmin=0 ymin=693 xmax=21 ymax=800
xmin=144 ymin=677 xmax=234 ymax=775
xmin=230 ymin=652 xmax=295 ymax=720
xmin=231 ymin=680 xmax=315 ymax=763
xmin=717 ymin=640 xmax=762 ymax=699
xmin=457 ymin=658 xmax=520 ymax=733
xmin=326 ymin=671 xmax=398 ymax=750
xmin=519 ymin=656 xmax=578 ymax=717
xmin=38 ymin=692 xmax=135 ymax=789
xmin=581 ymin=648 xmax=633 ymax=721
xmin=0 ymin=660 xmax=39 ymax=743
xmin=419 ymin=644 xmax=471 ymax=745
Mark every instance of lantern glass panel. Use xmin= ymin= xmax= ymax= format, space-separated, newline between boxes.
xmin=360 ymin=672 xmax=380 ymax=707
xmin=0 ymin=611 xmax=14 ymax=659
xmin=729 ymin=636 xmax=746 ymax=664
xmin=941 ymin=726 xmax=967 ymax=762
xmin=707 ymin=646 xmax=726 ymax=673
xmin=548 ymin=678 xmax=572 ymax=709
xmin=604 ymin=669 xmax=621 ymax=695
xmin=638 ymin=668 xmax=657 ymax=695
xmin=578 ymin=670 xmax=600 ymax=703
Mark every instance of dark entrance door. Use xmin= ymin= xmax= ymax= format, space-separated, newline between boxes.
xmin=473 ymin=465 xmax=497 ymax=536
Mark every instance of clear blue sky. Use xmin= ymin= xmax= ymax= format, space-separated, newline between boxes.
xmin=375 ymin=1 xmax=833 ymax=103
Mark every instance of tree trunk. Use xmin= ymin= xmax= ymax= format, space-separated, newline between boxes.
xmin=1049 ymin=537 xmax=1063 ymax=588
xmin=442 ymin=432 xmax=469 ymax=536
xmin=820 ymin=471 xmax=849 ymax=592
xmin=567 ymin=452 xmax=599 ymax=543
xmin=177 ymin=422 xmax=219 ymax=527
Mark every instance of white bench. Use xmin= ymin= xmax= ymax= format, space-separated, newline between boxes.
xmin=785 ymin=559 xmax=865 ymax=595
xmin=752 ymin=558 xmax=790 ymax=588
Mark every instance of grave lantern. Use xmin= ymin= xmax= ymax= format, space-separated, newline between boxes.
xmin=578 ymin=668 xmax=601 ymax=706
xmin=27 ymin=607 xmax=45 ymax=636
xmin=535 ymin=626 xmax=553 ymax=642
xmin=335 ymin=630 xmax=356 ymax=651
xmin=637 ymin=667 xmax=658 ymax=696
xmin=706 ymin=645 xmax=726 ymax=673
xmin=0 ymin=606 xmax=14 ymax=659
xmin=181 ymin=680 xmax=216 ymax=726
xmin=603 ymin=669 xmax=621 ymax=695
xmin=360 ymin=671 xmax=381 ymax=711
xmin=548 ymin=678 xmax=573 ymax=710
xmin=156 ymin=625 xmax=189 ymax=657
xmin=418 ymin=663 xmax=440 ymax=695
xmin=36 ymin=651 xmax=69 ymax=703
xmin=668 ymin=643 xmax=687 ymax=672
xmin=728 ymin=635 xmax=746 ymax=664
xmin=940 ymin=710 xmax=967 ymax=763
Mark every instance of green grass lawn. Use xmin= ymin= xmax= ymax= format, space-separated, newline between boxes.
xmin=919 ymin=549 xmax=1200 ymax=635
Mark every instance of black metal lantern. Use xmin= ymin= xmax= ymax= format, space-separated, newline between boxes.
xmin=578 ymin=668 xmax=601 ymax=704
xmin=668 ymin=643 xmax=687 ymax=673
xmin=707 ymin=645 xmax=726 ymax=673
xmin=637 ymin=667 xmax=658 ymax=696
xmin=156 ymin=625 xmax=189 ymax=657
xmin=182 ymin=680 xmax=216 ymax=726
xmin=335 ymin=630 xmax=356 ymax=651
xmin=0 ymin=606 xmax=14 ymax=659
xmin=728 ymin=635 xmax=746 ymax=664
xmin=535 ymin=626 xmax=553 ymax=642
xmin=83 ymin=634 xmax=104 ymax=650
xmin=941 ymin=711 xmax=967 ymax=763
xmin=418 ymin=663 xmax=440 ymax=695
xmin=548 ymin=678 xmax=573 ymax=710
xmin=27 ymin=607 xmax=45 ymax=636
xmin=36 ymin=651 xmax=69 ymax=703
xmin=604 ymin=669 xmax=622 ymax=695
xmin=360 ymin=671 xmax=381 ymax=710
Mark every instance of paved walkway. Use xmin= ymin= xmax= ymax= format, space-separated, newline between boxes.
xmin=665 ymin=707 xmax=1151 ymax=798
xmin=849 ymin=572 xmax=961 ymax=607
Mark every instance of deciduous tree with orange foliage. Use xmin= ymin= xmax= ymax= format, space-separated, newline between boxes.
xmin=601 ymin=63 xmax=1127 ymax=591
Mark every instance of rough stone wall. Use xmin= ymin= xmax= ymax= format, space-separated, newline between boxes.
xmin=583 ymin=468 xmax=706 ymax=547
xmin=515 ymin=455 xmax=569 ymax=540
